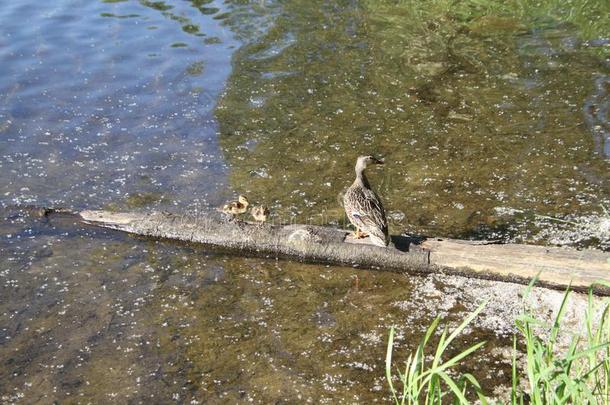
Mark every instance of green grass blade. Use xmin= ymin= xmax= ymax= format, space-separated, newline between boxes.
xmin=442 ymin=301 xmax=487 ymax=353
xmin=460 ymin=373 xmax=488 ymax=404
xmin=386 ymin=326 xmax=400 ymax=405
xmin=511 ymin=335 xmax=519 ymax=405
xmin=436 ymin=341 xmax=486 ymax=373
xmin=548 ymin=285 xmax=572 ymax=355
xmin=437 ymin=371 xmax=469 ymax=404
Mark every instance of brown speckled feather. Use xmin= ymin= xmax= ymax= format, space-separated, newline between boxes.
xmin=344 ymin=176 xmax=389 ymax=247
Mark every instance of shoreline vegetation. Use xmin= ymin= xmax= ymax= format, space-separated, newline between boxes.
xmin=385 ymin=280 xmax=610 ymax=403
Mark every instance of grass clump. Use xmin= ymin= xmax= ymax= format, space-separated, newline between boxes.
xmin=385 ymin=302 xmax=488 ymax=404
xmin=511 ymin=281 xmax=610 ymax=404
xmin=386 ymin=281 xmax=610 ymax=403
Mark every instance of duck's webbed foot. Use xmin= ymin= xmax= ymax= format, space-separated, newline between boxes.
xmin=353 ymin=229 xmax=368 ymax=239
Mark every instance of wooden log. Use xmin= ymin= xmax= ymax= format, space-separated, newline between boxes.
xmin=75 ymin=209 xmax=610 ymax=295
xmin=78 ymin=209 xmax=430 ymax=270
xmin=422 ymin=238 xmax=609 ymax=294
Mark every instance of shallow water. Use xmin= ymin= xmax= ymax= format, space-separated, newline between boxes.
xmin=0 ymin=208 xmax=519 ymax=402
xmin=216 ymin=1 xmax=609 ymax=246
xmin=0 ymin=0 xmax=609 ymax=402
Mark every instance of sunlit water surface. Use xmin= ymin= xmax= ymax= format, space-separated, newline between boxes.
xmin=1 ymin=0 xmax=609 ymax=402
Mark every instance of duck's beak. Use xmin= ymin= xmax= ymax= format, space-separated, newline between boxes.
xmin=372 ymin=157 xmax=384 ymax=165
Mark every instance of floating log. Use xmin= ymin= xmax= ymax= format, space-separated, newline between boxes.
xmin=75 ymin=209 xmax=610 ymax=295
xmin=78 ymin=209 xmax=430 ymax=272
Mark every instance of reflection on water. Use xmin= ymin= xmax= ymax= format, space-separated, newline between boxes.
xmin=1 ymin=0 xmax=609 ymax=402
xmin=0 ymin=0 xmax=243 ymax=211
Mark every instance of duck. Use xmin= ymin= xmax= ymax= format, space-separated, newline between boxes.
xmin=343 ymin=155 xmax=389 ymax=247
xmin=221 ymin=195 xmax=249 ymax=217
xmin=251 ymin=205 xmax=269 ymax=224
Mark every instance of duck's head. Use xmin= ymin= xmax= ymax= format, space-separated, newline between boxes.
xmin=238 ymin=195 xmax=249 ymax=206
xmin=355 ymin=155 xmax=384 ymax=172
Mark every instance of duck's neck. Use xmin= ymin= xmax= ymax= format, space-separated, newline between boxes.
xmin=355 ymin=167 xmax=371 ymax=188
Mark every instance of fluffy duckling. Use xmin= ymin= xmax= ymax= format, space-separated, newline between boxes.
xmin=251 ymin=205 xmax=269 ymax=224
xmin=221 ymin=195 xmax=249 ymax=216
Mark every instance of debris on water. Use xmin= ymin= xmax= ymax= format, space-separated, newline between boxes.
xmin=533 ymin=211 xmax=610 ymax=250
xmin=492 ymin=206 xmax=610 ymax=249
xmin=249 ymin=167 xmax=270 ymax=178
xmin=388 ymin=211 xmax=405 ymax=221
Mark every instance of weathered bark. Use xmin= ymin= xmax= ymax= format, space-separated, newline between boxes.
xmin=78 ymin=209 xmax=430 ymax=270
xmin=422 ymin=238 xmax=609 ymax=295
xmin=75 ymin=209 xmax=610 ymax=295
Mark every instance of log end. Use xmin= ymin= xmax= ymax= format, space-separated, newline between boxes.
xmin=79 ymin=210 xmax=141 ymax=226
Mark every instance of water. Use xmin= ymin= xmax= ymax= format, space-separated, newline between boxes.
xmin=1 ymin=0 xmax=609 ymax=402
xmin=1 ymin=208 xmax=520 ymax=402
xmin=0 ymin=0 xmax=243 ymax=210
xmin=216 ymin=1 xmax=609 ymax=245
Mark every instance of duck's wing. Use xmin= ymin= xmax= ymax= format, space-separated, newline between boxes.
xmin=345 ymin=186 xmax=389 ymax=244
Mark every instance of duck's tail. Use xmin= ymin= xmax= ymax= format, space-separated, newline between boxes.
xmin=369 ymin=232 xmax=390 ymax=247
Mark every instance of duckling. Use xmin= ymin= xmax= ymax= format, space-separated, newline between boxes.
xmin=221 ymin=195 xmax=249 ymax=217
xmin=251 ymin=205 xmax=269 ymax=224
xmin=343 ymin=155 xmax=389 ymax=247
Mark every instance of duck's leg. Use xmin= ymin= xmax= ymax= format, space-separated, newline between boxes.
xmin=353 ymin=227 xmax=368 ymax=239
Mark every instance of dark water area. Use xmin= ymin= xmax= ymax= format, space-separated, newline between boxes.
xmin=1 ymin=0 xmax=609 ymax=402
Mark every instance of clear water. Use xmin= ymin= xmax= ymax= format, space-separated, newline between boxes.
xmin=1 ymin=0 xmax=608 ymax=402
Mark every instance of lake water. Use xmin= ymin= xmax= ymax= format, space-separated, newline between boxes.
xmin=1 ymin=0 xmax=608 ymax=402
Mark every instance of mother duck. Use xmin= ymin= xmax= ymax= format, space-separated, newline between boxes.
xmin=343 ymin=155 xmax=389 ymax=247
